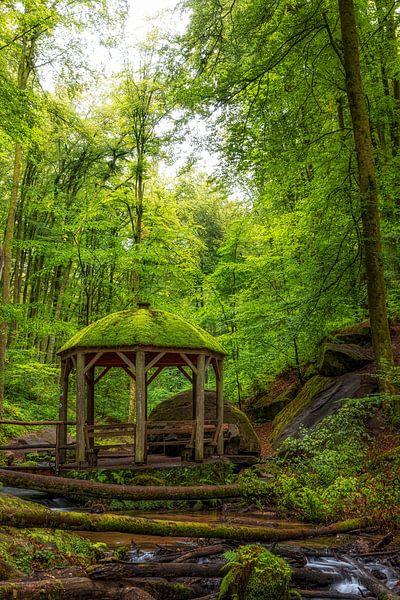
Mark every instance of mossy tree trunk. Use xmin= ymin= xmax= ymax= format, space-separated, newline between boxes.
xmin=0 ymin=469 xmax=245 ymax=501
xmin=0 ymin=494 xmax=368 ymax=543
xmin=338 ymin=0 xmax=395 ymax=395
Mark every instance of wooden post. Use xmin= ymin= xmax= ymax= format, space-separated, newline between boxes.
xmin=76 ymin=352 xmax=86 ymax=465
xmin=195 ymin=354 xmax=205 ymax=462
xmin=135 ymin=350 xmax=146 ymax=464
xmin=58 ymin=359 xmax=69 ymax=466
xmin=86 ymin=366 xmax=95 ymax=452
xmin=216 ymin=360 xmax=224 ymax=455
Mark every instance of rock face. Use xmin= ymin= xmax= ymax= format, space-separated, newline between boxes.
xmin=270 ymin=373 xmax=378 ymax=447
xmin=318 ymin=343 xmax=373 ymax=376
xmin=149 ymin=390 xmax=260 ymax=455
xmin=244 ymin=380 xmax=301 ymax=423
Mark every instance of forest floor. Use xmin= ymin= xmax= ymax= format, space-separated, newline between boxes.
xmin=254 ymin=423 xmax=274 ymax=457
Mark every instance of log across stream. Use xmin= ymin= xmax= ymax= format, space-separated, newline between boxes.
xmin=1 ymin=486 xmax=399 ymax=599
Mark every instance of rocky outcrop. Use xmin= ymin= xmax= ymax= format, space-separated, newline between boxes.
xmin=270 ymin=373 xmax=377 ymax=447
xmin=244 ymin=368 xmax=302 ymax=423
xmin=149 ymin=390 xmax=260 ymax=455
xmin=318 ymin=343 xmax=373 ymax=377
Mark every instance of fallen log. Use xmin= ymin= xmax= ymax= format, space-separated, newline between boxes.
xmin=0 ymin=494 xmax=369 ymax=545
xmin=293 ymin=591 xmax=374 ymax=599
xmin=0 ymin=576 xmax=156 ymax=600
xmin=0 ymin=468 xmax=246 ymax=502
xmin=175 ymin=543 xmax=225 ymax=562
xmin=88 ymin=562 xmax=340 ymax=586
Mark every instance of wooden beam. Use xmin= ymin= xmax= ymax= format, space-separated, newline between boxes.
xmin=216 ymin=360 xmax=224 ymax=455
xmin=135 ymin=350 xmax=146 ymax=464
xmin=86 ymin=367 xmax=95 ymax=453
xmin=75 ymin=352 xmax=86 ymax=465
xmin=195 ymin=354 xmax=205 ymax=462
xmin=179 ymin=353 xmax=197 ymax=374
xmin=116 ymin=352 xmax=136 ymax=374
xmin=178 ymin=366 xmax=193 ymax=384
xmin=213 ymin=357 xmax=221 ymax=380
xmin=83 ymin=352 xmax=103 ymax=375
xmin=205 ymin=355 xmax=212 ymax=370
xmin=94 ymin=366 xmax=111 ymax=385
xmin=58 ymin=360 xmax=69 ymax=468
xmin=147 ymin=366 xmax=163 ymax=385
xmin=145 ymin=352 xmax=166 ymax=372
xmin=121 ymin=365 xmax=136 ymax=380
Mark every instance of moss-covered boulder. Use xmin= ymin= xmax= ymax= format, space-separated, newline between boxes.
xmin=149 ymin=390 xmax=260 ymax=455
xmin=323 ymin=321 xmax=372 ymax=347
xmin=245 ymin=381 xmax=301 ymax=423
xmin=318 ymin=343 xmax=373 ymax=377
xmin=219 ymin=545 xmax=291 ymax=600
xmin=270 ymin=373 xmax=377 ymax=447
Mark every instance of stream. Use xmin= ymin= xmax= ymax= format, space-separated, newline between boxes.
xmin=1 ymin=486 xmax=399 ymax=598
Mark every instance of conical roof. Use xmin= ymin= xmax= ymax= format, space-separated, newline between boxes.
xmin=58 ymin=305 xmax=225 ymax=355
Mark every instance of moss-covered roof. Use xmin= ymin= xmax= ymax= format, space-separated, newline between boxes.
xmin=58 ymin=307 xmax=226 ymax=355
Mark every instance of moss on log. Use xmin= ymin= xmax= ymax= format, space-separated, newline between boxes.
xmin=0 ymin=468 xmax=245 ymax=501
xmin=0 ymin=494 xmax=368 ymax=543
xmin=0 ymin=576 xmax=156 ymax=599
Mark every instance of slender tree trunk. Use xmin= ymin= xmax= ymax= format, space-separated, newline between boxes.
xmin=0 ymin=142 xmax=23 ymax=411
xmin=338 ymin=0 xmax=394 ymax=393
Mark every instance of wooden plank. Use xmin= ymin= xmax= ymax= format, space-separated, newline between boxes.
xmin=86 ymin=367 xmax=95 ymax=454
xmin=145 ymin=352 xmax=166 ymax=372
xmin=83 ymin=352 xmax=104 ymax=375
xmin=0 ymin=444 xmax=57 ymax=451
xmin=179 ymin=353 xmax=197 ymax=374
xmin=195 ymin=354 xmax=205 ymax=462
xmin=76 ymin=352 xmax=86 ymax=464
xmin=135 ymin=350 xmax=146 ymax=464
xmin=0 ymin=420 xmax=76 ymax=426
xmin=216 ymin=359 xmax=224 ymax=455
xmin=116 ymin=352 xmax=136 ymax=375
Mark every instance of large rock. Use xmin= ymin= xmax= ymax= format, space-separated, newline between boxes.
xmin=324 ymin=322 xmax=372 ymax=347
xmin=244 ymin=381 xmax=301 ymax=423
xmin=149 ymin=390 xmax=260 ymax=455
xmin=318 ymin=343 xmax=373 ymax=377
xmin=270 ymin=373 xmax=378 ymax=447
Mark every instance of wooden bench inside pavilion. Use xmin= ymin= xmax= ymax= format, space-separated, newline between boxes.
xmin=56 ymin=303 xmax=226 ymax=469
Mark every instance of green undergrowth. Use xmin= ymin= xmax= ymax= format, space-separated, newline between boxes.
xmin=67 ymin=461 xmax=235 ymax=486
xmin=66 ymin=462 xmax=236 ymax=511
xmin=269 ymin=395 xmax=400 ymax=524
xmin=0 ymin=527 xmax=105 ymax=578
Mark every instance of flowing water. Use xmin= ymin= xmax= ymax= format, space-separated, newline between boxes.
xmin=2 ymin=486 xmax=399 ymax=598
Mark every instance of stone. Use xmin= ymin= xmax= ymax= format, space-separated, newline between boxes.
xmin=270 ymin=372 xmax=378 ymax=447
xmin=318 ymin=343 xmax=373 ymax=377
xmin=149 ymin=390 xmax=260 ymax=455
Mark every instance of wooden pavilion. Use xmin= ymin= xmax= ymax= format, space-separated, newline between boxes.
xmin=57 ymin=303 xmax=226 ymax=467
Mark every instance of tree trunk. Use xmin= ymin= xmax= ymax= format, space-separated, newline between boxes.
xmin=88 ymin=562 xmax=339 ymax=586
xmin=0 ymin=468 xmax=245 ymax=501
xmin=338 ymin=0 xmax=394 ymax=393
xmin=0 ymin=495 xmax=368 ymax=543
xmin=0 ymin=576 xmax=155 ymax=600
xmin=0 ymin=142 xmax=23 ymax=411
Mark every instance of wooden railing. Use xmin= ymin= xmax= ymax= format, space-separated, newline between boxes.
xmin=0 ymin=420 xmax=77 ymax=472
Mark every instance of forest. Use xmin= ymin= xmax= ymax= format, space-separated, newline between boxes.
xmin=0 ymin=0 xmax=400 ymax=598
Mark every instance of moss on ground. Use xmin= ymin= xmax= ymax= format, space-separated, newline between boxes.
xmin=219 ymin=545 xmax=291 ymax=600
xmin=58 ymin=307 xmax=225 ymax=354
xmin=0 ymin=495 xmax=105 ymax=576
